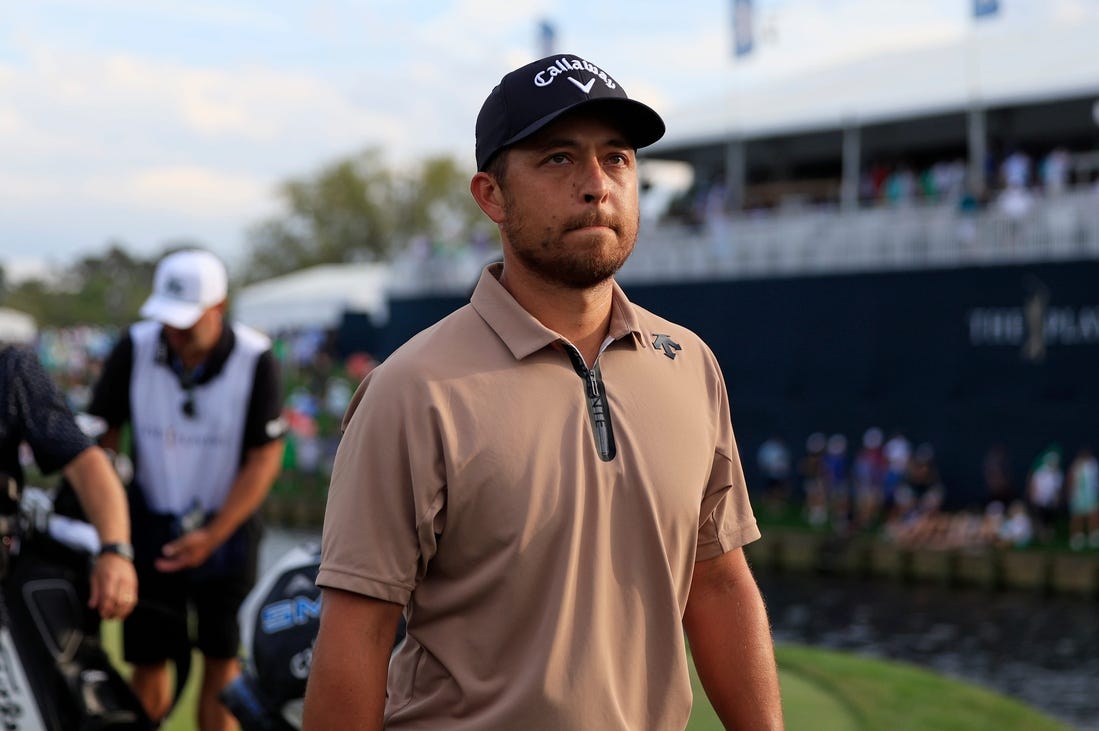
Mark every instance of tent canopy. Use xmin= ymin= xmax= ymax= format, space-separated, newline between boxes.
xmin=234 ymin=263 xmax=390 ymax=335
xmin=0 ymin=307 xmax=37 ymax=344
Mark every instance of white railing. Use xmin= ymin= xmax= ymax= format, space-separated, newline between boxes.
xmin=620 ymin=189 xmax=1099 ymax=284
xmin=385 ymin=189 xmax=1099 ymax=295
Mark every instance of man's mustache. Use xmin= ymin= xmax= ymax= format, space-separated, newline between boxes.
xmin=565 ymin=213 xmax=620 ymax=232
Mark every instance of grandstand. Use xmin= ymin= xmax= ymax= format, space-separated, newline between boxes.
xmin=608 ymin=13 xmax=1098 ymax=506
xmin=252 ymin=16 xmax=1099 ymax=506
xmin=623 ymin=190 xmax=1098 ymax=281
xmin=651 ymin=14 xmax=1099 ymax=214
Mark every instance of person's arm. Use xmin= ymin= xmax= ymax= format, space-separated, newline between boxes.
xmin=683 ymin=548 xmax=783 ymax=730
xmin=7 ymin=345 xmax=136 ymax=620
xmin=302 ymin=588 xmax=403 ymax=731
xmin=62 ymin=446 xmax=138 ymax=620
xmin=154 ymin=438 xmax=283 ymax=572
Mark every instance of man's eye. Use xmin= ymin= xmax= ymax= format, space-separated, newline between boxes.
xmin=548 ymin=153 xmax=569 ymax=164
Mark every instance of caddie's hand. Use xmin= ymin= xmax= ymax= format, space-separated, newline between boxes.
xmin=90 ymin=553 xmax=139 ymax=620
xmin=156 ymin=527 xmax=217 ymax=572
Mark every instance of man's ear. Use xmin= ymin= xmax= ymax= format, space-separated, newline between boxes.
xmin=470 ymin=172 xmax=506 ymax=224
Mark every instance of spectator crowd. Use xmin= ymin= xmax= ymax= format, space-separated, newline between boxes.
xmin=756 ymin=428 xmax=1099 ymax=554
xmin=29 ymin=325 xmax=1099 ymax=557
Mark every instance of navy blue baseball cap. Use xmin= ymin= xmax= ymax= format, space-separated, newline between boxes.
xmin=475 ymin=53 xmax=666 ymax=171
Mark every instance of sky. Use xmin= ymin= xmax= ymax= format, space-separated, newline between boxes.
xmin=1 ymin=0 xmax=1093 ymax=281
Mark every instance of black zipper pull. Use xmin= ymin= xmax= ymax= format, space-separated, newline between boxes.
xmin=563 ymin=343 xmax=616 ymax=461
xmin=586 ymin=368 xmax=600 ymax=399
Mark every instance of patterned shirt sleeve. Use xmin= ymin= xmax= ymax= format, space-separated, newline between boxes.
xmin=6 ymin=346 xmax=92 ymax=475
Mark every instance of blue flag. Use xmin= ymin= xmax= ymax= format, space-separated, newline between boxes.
xmin=974 ymin=0 xmax=999 ymax=18
xmin=538 ymin=19 xmax=556 ymax=57
xmin=733 ymin=0 xmax=754 ymax=57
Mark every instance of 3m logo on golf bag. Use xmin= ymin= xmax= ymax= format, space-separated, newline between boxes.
xmin=260 ymin=594 xmax=321 ymax=634
xmin=290 ymin=643 xmax=313 ymax=680
xmin=225 ymin=544 xmax=322 ymax=729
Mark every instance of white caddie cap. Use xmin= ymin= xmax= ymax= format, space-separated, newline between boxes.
xmin=139 ymin=249 xmax=228 ymax=329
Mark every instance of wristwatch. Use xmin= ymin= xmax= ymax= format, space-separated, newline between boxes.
xmin=98 ymin=542 xmax=135 ymax=561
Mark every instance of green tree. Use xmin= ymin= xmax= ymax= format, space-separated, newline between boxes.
xmin=3 ymin=243 xmax=168 ymax=329
xmin=1 ymin=147 xmax=500 ymax=329
xmin=242 ymin=148 xmax=495 ymax=283
xmin=69 ymin=244 xmax=159 ymax=326
xmin=398 ymin=155 xmax=493 ymax=255
xmin=242 ymin=149 xmax=397 ymax=282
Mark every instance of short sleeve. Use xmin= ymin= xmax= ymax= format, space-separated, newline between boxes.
xmin=242 ymin=350 xmax=286 ymax=448
xmin=317 ymin=367 xmax=446 ymax=606
xmin=88 ymin=333 xmax=134 ymax=429
xmin=8 ymin=347 xmax=92 ymax=475
xmin=695 ymin=351 xmax=760 ymax=561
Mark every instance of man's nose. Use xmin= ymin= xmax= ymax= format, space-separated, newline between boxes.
xmin=577 ymin=157 xmax=610 ymax=204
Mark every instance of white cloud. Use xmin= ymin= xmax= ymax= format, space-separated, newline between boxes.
xmin=1052 ymin=0 xmax=1099 ymax=23
xmin=733 ymin=0 xmax=964 ymax=86
xmin=87 ymin=165 xmax=268 ymax=215
xmin=0 ymin=0 xmax=1090 ymax=273
xmin=3 ymin=43 xmax=385 ymax=156
xmin=0 ymin=43 xmax=418 ymax=232
xmin=3 ymin=256 xmax=60 ymax=285
xmin=0 ymin=172 xmax=71 ymax=203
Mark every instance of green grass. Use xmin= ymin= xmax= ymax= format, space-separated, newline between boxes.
xmin=103 ymin=623 xmax=1069 ymax=731
xmin=101 ymin=620 xmax=202 ymax=731
xmin=689 ymin=644 xmax=1070 ymax=731
xmin=688 ymin=644 xmax=860 ymax=731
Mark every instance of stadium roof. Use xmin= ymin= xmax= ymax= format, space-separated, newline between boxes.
xmin=653 ymin=18 xmax=1099 ymax=151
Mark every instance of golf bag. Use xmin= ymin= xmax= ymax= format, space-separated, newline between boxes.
xmin=221 ymin=541 xmax=408 ymax=730
xmin=0 ymin=477 xmax=154 ymax=730
xmin=220 ymin=542 xmax=321 ymax=731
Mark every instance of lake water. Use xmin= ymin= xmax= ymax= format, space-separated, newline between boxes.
xmin=755 ymin=569 xmax=1098 ymax=731
xmin=259 ymin=529 xmax=1098 ymax=731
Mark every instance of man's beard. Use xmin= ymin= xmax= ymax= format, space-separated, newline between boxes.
xmin=501 ymin=205 xmax=639 ymax=290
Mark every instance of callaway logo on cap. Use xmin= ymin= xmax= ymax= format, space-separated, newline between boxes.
xmin=475 ymin=53 xmax=666 ymax=171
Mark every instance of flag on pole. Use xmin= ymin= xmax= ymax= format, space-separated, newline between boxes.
xmin=733 ymin=0 xmax=754 ymax=57
xmin=973 ymin=0 xmax=1000 ymax=19
xmin=538 ymin=19 xmax=557 ymax=57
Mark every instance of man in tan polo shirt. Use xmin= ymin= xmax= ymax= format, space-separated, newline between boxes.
xmin=303 ymin=53 xmax=783 ymax=730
